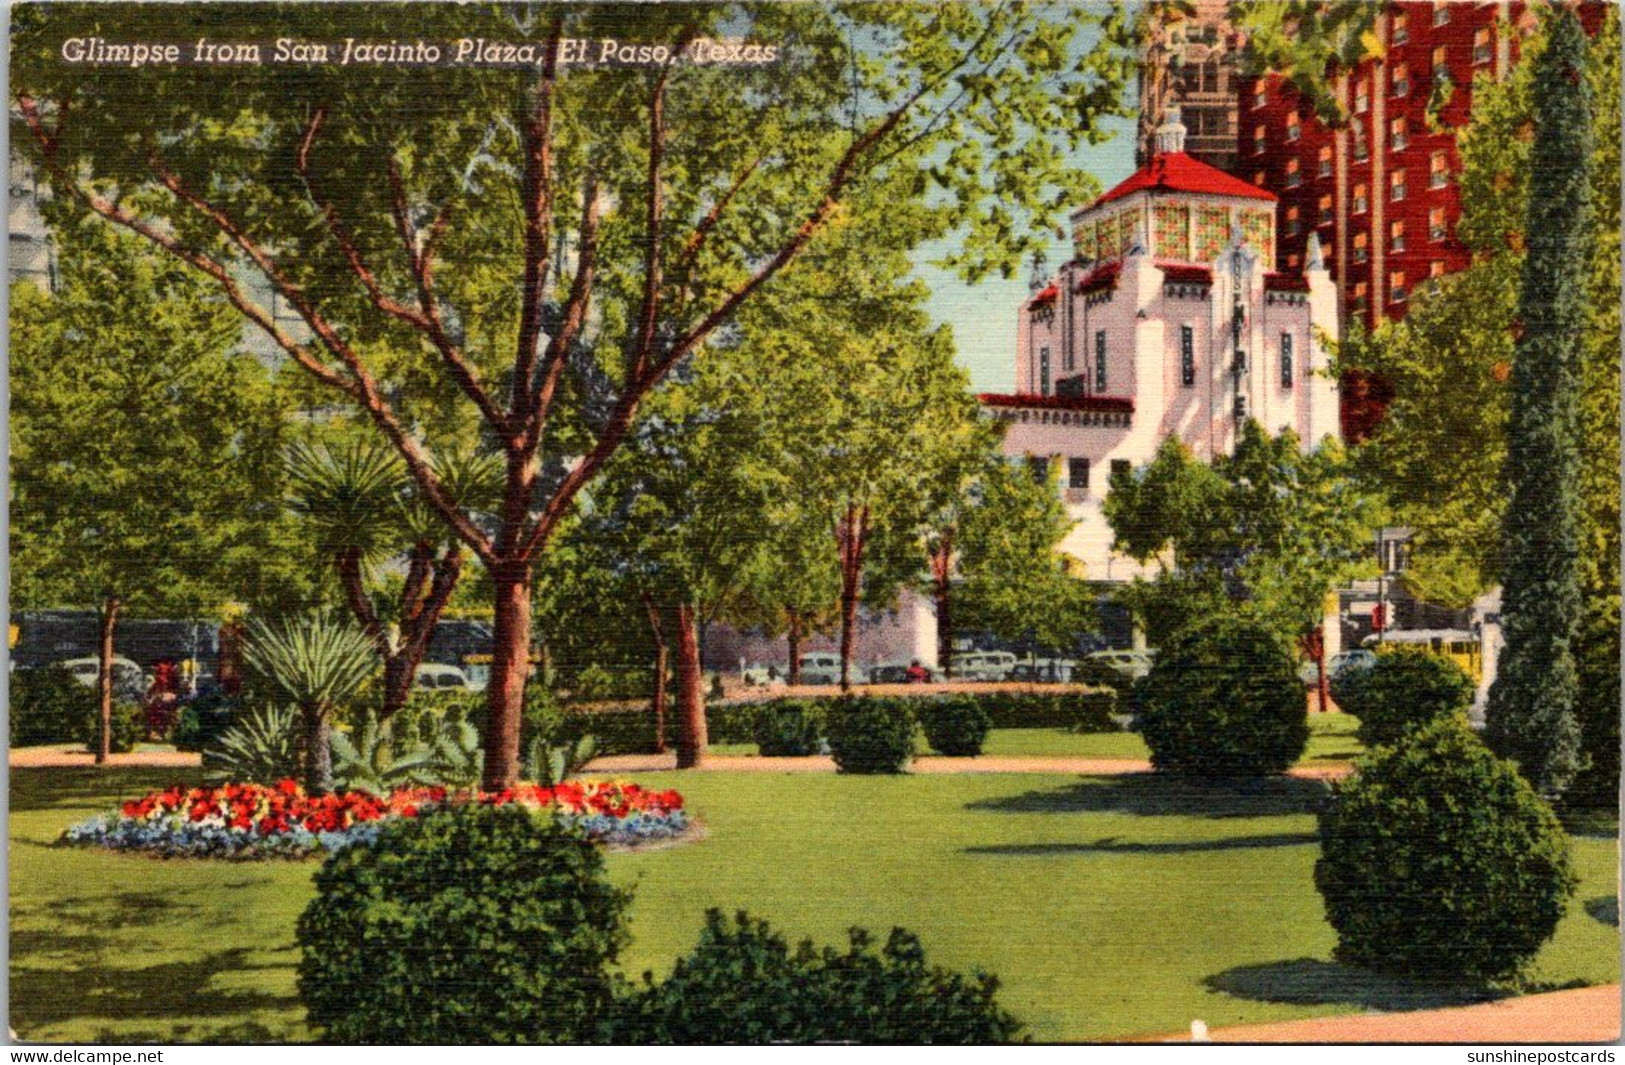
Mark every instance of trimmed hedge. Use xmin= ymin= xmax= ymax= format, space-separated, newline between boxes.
xmin=82 ymin=702 xmax=145 ymax=754
xmin=615 ymin=910 xmax=1025 ymax=1043
xmin=1137 ymin=618 xmax=1309 ymax=778
xmin=1315 ymin=716 xmax=1576 ymax=981
xmin=10 ymin=665 xmax=92 ymax=747
xmin=297 ymin=803 xmax=632 ymax=1043
xmin=918 ymin=697 xmax=992 ymax=757
xmin=1330 ymin=646 xmax=1475 ymax=748
xmin=752 ymin=699 xmax=825 ymax=757
xmin=825 ymin=697 xmax=916 ymax=773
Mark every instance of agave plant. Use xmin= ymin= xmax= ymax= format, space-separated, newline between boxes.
xmin=525 ymin=732 xmax=599 ymax=788
xmin=331 ymin=712 xmax=434 ymax=796
xmin=203 ymin=704 xmax=302 ymax=786
xmin=243 ymin=612 xmax=377 ymax=795
xmin=424 ymin=710 xmax=485 ymax=789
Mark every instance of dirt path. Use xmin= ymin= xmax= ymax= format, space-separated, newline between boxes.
xmin=585 ymin=752 xmax=1352 ymax=779
xmin=1152 ymin=984 xmax=1622 ymax=1044
xmin=8 ymin=745 xmax=203 ymax=769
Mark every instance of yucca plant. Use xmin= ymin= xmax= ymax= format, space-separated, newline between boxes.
xmin=243 ymin=612 xmax=377 ymax=795
xmin=330 ymin=712 xmax=434 ymax=796
xmin=203 ymin=704 xmax=302 ymax=786
xmin=525 ymin=732 xmax=599 ymax=787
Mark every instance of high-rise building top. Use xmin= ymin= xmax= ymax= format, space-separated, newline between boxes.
xmin=1136 ymin=0 xmax=1244 ymax=171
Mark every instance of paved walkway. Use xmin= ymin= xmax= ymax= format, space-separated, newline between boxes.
xmin=8 ymin=745 xmax=203 ymax=768
xmin=585 ymin=752 xmax=1352 ymax=780
xmin=1160 ymin=984 xmax=1622 ymax=1044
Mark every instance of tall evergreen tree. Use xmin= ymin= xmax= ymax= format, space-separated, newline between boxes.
xmin=1484 ymin=9 xmax=1590 ymax=799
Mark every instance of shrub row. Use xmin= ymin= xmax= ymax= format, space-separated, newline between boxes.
xmin=10 ymin=663 xmax=146 ymax=752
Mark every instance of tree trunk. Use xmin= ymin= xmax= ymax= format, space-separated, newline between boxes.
xmin=643 ymin=592 xmax=669 ymax=754
xmin=836 ymin=504 xmax=868 ymax=692
xmin=95 ymin=593 xmax=121 ymax=765
xmin=483 ymin=562 xmax=532 ymax=790
xmin=302 ymin=702 xmax=334 ymax=795
xmin=1316 ymin=636 xmax=1331 ymax=716
xmin=787 ymin=610 xmax=803 ymax=686
xmin=379 ymin=546 xmax=464 ymax=721
xmin=673 ymin=602 xmax=707 ymax=768
xmin=930 ymin=534 xmax=954 ymax=678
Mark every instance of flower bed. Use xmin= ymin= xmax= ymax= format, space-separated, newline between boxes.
xmin=63 ymin=779 xmax=689 ymax=860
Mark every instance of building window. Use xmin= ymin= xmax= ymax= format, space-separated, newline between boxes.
xmin=1432 ymin=1 xmax=1449 ymax=27
xmin=1354 ymin=232 xmax=1369 ymax=263
xmin=1353 ymin=182 xmax=1369 ymax=214
xmin=1254 ymin=124 xmax=1266 ymax=154
xmin=1353 ymin=281 xmax=1369 ymax=312
xmin=1094 ymin=331 xmax=1107 ymax=393
xmin=1318 ymin=145 xmax=1333 ymax=177
xmin=1287 ymin=253 xmax=1301 ymax=269
xmin=1253 ymin=83 xmax=1267 ymax=109
xmin=1430 ymin=259 xmax=1447 ymax=279
xmin=1390 ymin=269 xmax=1407 ymax=303
xmin=1181 ymin=325 xmax=1196 ymax=386
xmin=1393 ymin=63 xmax=1410 ymax=97
xmin=1027 ymin=455 xmax=1050 ymax=484
xmin=1280 ymin=332 xmax=1294 ymax=389
xmin=1430 ymin=150 xmax=1449 ymax=188
xmin=1474 ymin=27 xmax=1493 ymax=65
xmin=1429 ymin=207 xmax=1447 ymax=242
xmin=1039 ymin=346 xmax=1051 ymax=396
xmin=1353 ymin=124 xmax=1369 ymax=161
xmin=1286 ymin=206 xmax=1301 ymax=237
xmin=1390 ymin=169 xmax=1406 ymax=201
xmin=1068 ymin=457 xmax=1090 ymax=491
xmin=1390 ymin=117 xmax=1408 ymax=151
xmin=1355 ymin=81 xmax=1370 ymax=114
xmin=1254 ymin=169 xmax=1267 ymax=187
xmin=1318 ymin=194 xmax=1333 ymax=224
xmin=1286 ymin=112 xmax=1301 ymax=141
xmin=1285 ymin=158 xmax=1301 ymax=188
xmin=1390 ymin=220 xmax=1405 ymax=252
xmin=1392 ymin=14 xmax=1409 ymax=45
xmin=1432 ymin=46 xmax=1449 ymax=84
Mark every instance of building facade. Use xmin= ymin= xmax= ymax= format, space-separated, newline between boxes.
xmin=1136 ymin=0 xmax=1244 ymax=171
xmin=990 ymin=114 xmax=1341 ymax=582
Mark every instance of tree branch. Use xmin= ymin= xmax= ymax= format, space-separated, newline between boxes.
xmin=512 ymin=20 xmax=564 ymax=425
xmin=525 ymin=173 xmax=600 ymax=452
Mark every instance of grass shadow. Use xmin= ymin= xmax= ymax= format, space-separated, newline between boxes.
xmin=964 ymin=832 xmax=1319 ymax=857
xmin=1584 ymin=896 xmax=1619 ymax=928
xmin=10 ymin=767 xmax=208 ymax=813
xmin=11 ymin=948 xmax=300 ymax=1030
xmin=966 ymin=773 xmax=1331 ymax=820
xmin=1204 ymin=957 xmax=1505 ymax=1012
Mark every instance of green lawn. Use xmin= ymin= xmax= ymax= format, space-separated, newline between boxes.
xmin=10 ymin=763 xmax=1617 ymax=1043
xmin=720 ymin=712 xmax=1367 ymax=767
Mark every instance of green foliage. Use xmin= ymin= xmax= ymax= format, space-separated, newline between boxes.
xmin=918 ymin=697 xmax=992 ymax=757
xmin=1331 ymin=647 xmax=1475 ymax=748
xmin=171 ymin=693 xmax=239 ymax=753
xmin=1315 ymin=717 xmax=1577 ymax=981
xmin=203 ymin=704 xmax=302 ymax=785
xmin=825 ymin=697 xmax=917 ymax=774
xmin=297 ymin=803 xmax=632 ymax=1043
xmin=751 ymin=700 xmax=826 ymax=758
xmin=82 ymin=702 xmax=145 ymax=755
xmin=330 ymin=713 xmax=433 ymax=796
xmin=1137 ymin=617 xmax=1309 ymax=778
xmin=243 ymin=612 xmax=377 ymax=713
xmin=1230 ymin=1 xmax=1382 ymax=125
xmin=9 ymin=666 xmax=92 ymax=747
xmin=1485 ymin=9 xmax=1592 ymax=800
xmin=616 ymin=909 xmax=1025 ymax=1044
xmin=422 ymin=708 xmax=484 ymax=789
xmin=525 ymin=732 xmax=598 ymax=788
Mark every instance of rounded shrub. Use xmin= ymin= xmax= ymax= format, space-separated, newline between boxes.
xmin=81 ymin=702 xmax=145 ymax=754
xmin=1316 ymin=716 xmax=1576 ymax=981
xmin=918 ymin=697 xmax=991 ymax=757
xmin=1333 ymin=646 xmax=1475 ymax=748
xmin=1137 ymin=618 xmax=1308 ymax=778
xmin=825 ymin=696 xmax=915 ymax=774
xmin=752 ymin=699 xmax=825 ymax=757
xmin=296 ymin=802 xmax=632 ymax=1043
xmin=615 ymin=909 xmax=1025 ymax=1043
xmin=9 ymin=665 xmax=92 ymax=747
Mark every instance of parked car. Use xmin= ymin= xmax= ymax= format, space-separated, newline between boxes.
xmin=413 ymin=663 xmax=475 ymax=691
xmin=1083 ymin=649 xmax=1156 ymax=682
xmin=1009 ymin=659 xmax=1079 ymax=683
xmin=54 ymin=656 xmax=148 ymax=699
xmin=948 ymin=651 xmax=1017 ymax=682
xmin=797 ymin=652 xmax=863 ymax=685
xmin=1299 ymin=648 xmax=1379 ymax=687
xmin=868 ymin=662 xmax=939 ymax=684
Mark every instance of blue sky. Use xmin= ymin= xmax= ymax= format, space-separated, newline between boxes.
xmin=916 ymin=112 xmax=1139 ymax=394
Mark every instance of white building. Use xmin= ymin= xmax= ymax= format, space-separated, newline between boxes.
xmin=984 ymin=113 xmax=1341 ymax=581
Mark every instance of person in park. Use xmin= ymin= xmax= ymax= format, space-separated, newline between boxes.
xmin=906 ymin=660 xmax=931 ymax=684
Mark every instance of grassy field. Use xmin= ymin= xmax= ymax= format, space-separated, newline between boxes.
xmin=10 ymin=761 xmax=1617 ymax=1043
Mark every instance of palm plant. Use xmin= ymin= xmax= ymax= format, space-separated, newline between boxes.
xmin=202 ymin=704 xmax=301 ymax=785
xmin=243 ymin=611 xmax=377 ymax=794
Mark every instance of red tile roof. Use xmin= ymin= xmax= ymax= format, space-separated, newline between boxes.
xmin=978 ymin=392 xmax=1135 ymax=414
xmin=1075 ymin=260 xmax=1122 ymax=294
xmin=1029 ymin=283 xmax=1058 ymax=305
xmin=1091 ymin=152 xmax=1276 ymax=209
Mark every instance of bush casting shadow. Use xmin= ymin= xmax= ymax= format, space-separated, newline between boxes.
xmin=965 ymin=773 xmax=1330 ymax=820
xmin=1584 ymin=896 xmax=1618 ymax=927
xmin=12 ymin=948 xmax=300 ymax=1030
xmin=1204 ymin=958 xmax=1506 ymax=1013
xmin=963 ymin=832 xmax=1318 ymax=857
xmin=10 ymin=767 xmax=209 ymax=813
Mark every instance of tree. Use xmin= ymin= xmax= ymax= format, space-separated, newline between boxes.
xmin=285 ymin=438 xmax=500 ymax=721
xmin=942 ymin=454 xmax=1095 ymax=667
xmin=10 ymin=217 xmax=308 ymax=762
xmin=14 ymin=2 xmax=1136 ymax=786
xmin=1105 ymin=423 xmax=1375 ymax=707
xmin=1229 ymin=1 xmax=1382 ymax=126
xmin=1484 ymin=10 xmax=1591 ymax=801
